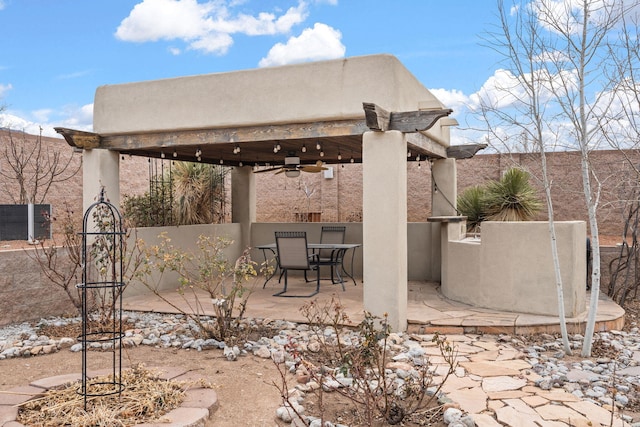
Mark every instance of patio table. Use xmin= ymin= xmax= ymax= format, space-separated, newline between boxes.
xmin=256 ymin=242 xmax=360 ymax=288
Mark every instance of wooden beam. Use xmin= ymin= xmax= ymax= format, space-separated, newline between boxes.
xmin=363 ymin=103 xmax=453 ymax=133
xmin=363 ymin=102 xmax=390 ymax=131
xmin=99 ymin=119 xmax=369 ymax=150
xmin=405 ymin=132 xmax=447 ymax=159
xmin=54 ymin=127 xmax=101 ymax=149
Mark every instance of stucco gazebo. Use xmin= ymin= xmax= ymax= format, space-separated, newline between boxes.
xmin=56 ymin=54 xmax=487 ymax=331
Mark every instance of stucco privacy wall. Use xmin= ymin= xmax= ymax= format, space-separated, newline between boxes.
xmin=250 ymin=222 xmax=440 ymax=282
xmin=92 ymin=54 xmax=447 ymax=144
xmin=0 ymin=247 xmax=78 ymax=326
xmin=123 ymin=223 xmax=243 ymax=298
xmin=443 ymin=221 xmax=587 ymax=317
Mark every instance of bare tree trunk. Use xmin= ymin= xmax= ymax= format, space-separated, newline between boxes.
xmin=581 ymin=157 xmax=601 ymax=356
xmin=540 ymin=148 xmax=572 ymax=354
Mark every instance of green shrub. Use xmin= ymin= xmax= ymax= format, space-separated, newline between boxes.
xmin=457 ymin=167 xmax=541 ymax=232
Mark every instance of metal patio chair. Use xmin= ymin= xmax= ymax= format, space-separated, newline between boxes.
xmin=305 ymin=225 xmax=347 ymax=289
xmin=319 ymin=225 xmax=347 ymax=285
xmin=274 ymin=231 xmax=320 ymax=297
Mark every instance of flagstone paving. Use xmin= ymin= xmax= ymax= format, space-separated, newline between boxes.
xmin=437 ymin=333 xmax=632 ymax=427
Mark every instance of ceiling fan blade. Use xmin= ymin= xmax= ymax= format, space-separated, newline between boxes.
xmin=274 ymin=168 xmax=287 ymax=174
xmin=253 ymin=167 xmax=282 ymax=173
xmin=300 ymin=165 xmax=328 ymax=173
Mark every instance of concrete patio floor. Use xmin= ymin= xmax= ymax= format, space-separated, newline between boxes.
xmin=122 ymin=278 xmax=625 ymax=335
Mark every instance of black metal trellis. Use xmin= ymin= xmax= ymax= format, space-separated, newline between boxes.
xmin=77 ymin=188 xmax=125 ymax=410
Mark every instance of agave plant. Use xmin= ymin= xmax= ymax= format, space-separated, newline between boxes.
xmin=457 ymin=185 xmax=486 ymax=232
xmin=482 ymin=167 xmax=542 ymax=222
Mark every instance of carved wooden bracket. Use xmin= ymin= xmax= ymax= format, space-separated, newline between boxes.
xmin=54 ymin=127 xmax=101 ymax=149
xmin=446 ymin=143 xmax=488 ymax=159
xmin=363 ymin=102 xmax=452 ymax=133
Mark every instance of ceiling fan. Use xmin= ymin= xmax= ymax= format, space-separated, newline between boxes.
xmin=253 ymin=152 xmax=328 ymax=177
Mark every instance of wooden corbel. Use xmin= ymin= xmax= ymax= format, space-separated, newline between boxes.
xmin=363 ymin=102 xmax=453 ymax=133
xmin=54 ymin=127 xmax=101 ymax=149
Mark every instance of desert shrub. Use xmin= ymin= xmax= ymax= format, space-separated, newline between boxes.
xmin=456 ymin=185 xmax=486 ymax=233
xmin=273 ymin=297 xmax=457 ymax=426
xmin=121 ymin=162 xmax=228 ymax=227
xmin=457 ymin=167 xmax=542 ymax=232
xmin=135 ymin=232 xmax=269 ymax=342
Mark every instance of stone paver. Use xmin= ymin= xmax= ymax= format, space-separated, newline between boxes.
xmin=495 ymin=404 xmax=544 ymax=427
xmin=461 ymin=361 xmax=522 ymax=377
xmin=471 ymin=413 xmax=504 ymax=427
xmin=534 ymin=403 xmax=590 ymax=425
xmin=445 ymin=387 xmax=488 ymax=414
xmin=482 ymin=376 xmax=528 ymax=392
xmin=566 ymin=400 xmax=627 ymax=427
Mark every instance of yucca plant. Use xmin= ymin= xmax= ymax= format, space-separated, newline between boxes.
xmin=172 ymin=162 xmax=228 ymax=225
xmin=458 ymin=167 xmax=542 ymax=231
xmin=457 ymin=185 xmax=486 ymax=232
xmin=482 ymin=167 xmax=542 ymax=222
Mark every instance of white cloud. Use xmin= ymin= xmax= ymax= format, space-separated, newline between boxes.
xmin=0 ymin=1 xmax=5 ymax=11
xmin=530 ymin=0 xmax=625 ymax=35
xmin=57 ymin=70 xmax=91 ymax=80
xmin=430 ymin=89 xmax=470 ymax=115
xmin=32 ymin=109 xmax=53 ymax=123
xmin=187 ymin=32 xmax=234 ymax=54
xmin=0 ymin=83 xmax=12 ymax=98
xmin=469 ymin=69 xmax=526 ymax=110
xmin=209 ymin=3 xmax=307 ymax=35
xmin=258 ymin=23 xmax=345 ymax=67
xmin=0 ymin=103 xmax=93 ymax=138
xmin=116 ymin=0 xmax=311 ymax=55
xmin=115 ymin=0 xmax=217 ymax=42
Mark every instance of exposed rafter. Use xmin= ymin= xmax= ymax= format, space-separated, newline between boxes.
xmin=362 ymin=102 xmax=452 ymax=133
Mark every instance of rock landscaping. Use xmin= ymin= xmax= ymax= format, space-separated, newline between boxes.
xmin=1 ymin=311 xmax=638 ymax=426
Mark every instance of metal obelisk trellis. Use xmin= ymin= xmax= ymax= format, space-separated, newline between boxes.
xmin=78 ymin=188 xmax=125 ymax=410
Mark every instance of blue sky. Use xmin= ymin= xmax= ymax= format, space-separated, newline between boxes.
xmin=0 ymin=0 xmax=502 ymax=141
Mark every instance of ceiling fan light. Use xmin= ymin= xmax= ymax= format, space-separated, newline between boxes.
xmin=316 ymin=142 xmax=321 ymax=150
xmin=285 ymin=169 xmax=301 ymax=178
xmin=301 ymin=144 xmax=307 ymax=153
xmin=284 ymin=155 xmax=300 ymax=165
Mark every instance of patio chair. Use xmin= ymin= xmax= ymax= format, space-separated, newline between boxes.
xmin=274 ymin=231 xmax=320 ymax=297
xmin=306 ymin=225 xmax=347 ymax=290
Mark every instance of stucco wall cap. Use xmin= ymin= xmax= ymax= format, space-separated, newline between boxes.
xmin=93 ymin=54 xmax=443 ymax=135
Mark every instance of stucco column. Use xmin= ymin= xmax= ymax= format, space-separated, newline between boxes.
xmin=231 ymin=166 xmax=256 ymax=250
xmin=362 ymin=130 xmax=407 ymax=331
xmin=432 ymin=158 xmax=457 ymax=216
xmin=82 ymin=149 xmax=120 ymax=212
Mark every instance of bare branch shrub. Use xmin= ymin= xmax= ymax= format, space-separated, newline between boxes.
xmin=0 ymin=128 xmax=81 ymax=204
xmin=270 ymin=297 xmax=458 ymax=425
xmin=135 ymin=232 xmax=271 ymax=342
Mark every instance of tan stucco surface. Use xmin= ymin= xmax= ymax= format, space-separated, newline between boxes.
xmin=93 ymin=54 xmax=444 ymax=138
xmin=442 ymin=221 xmax=587 ymax=317
xmin=124 ymin=223 xmax=243 ymax=297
